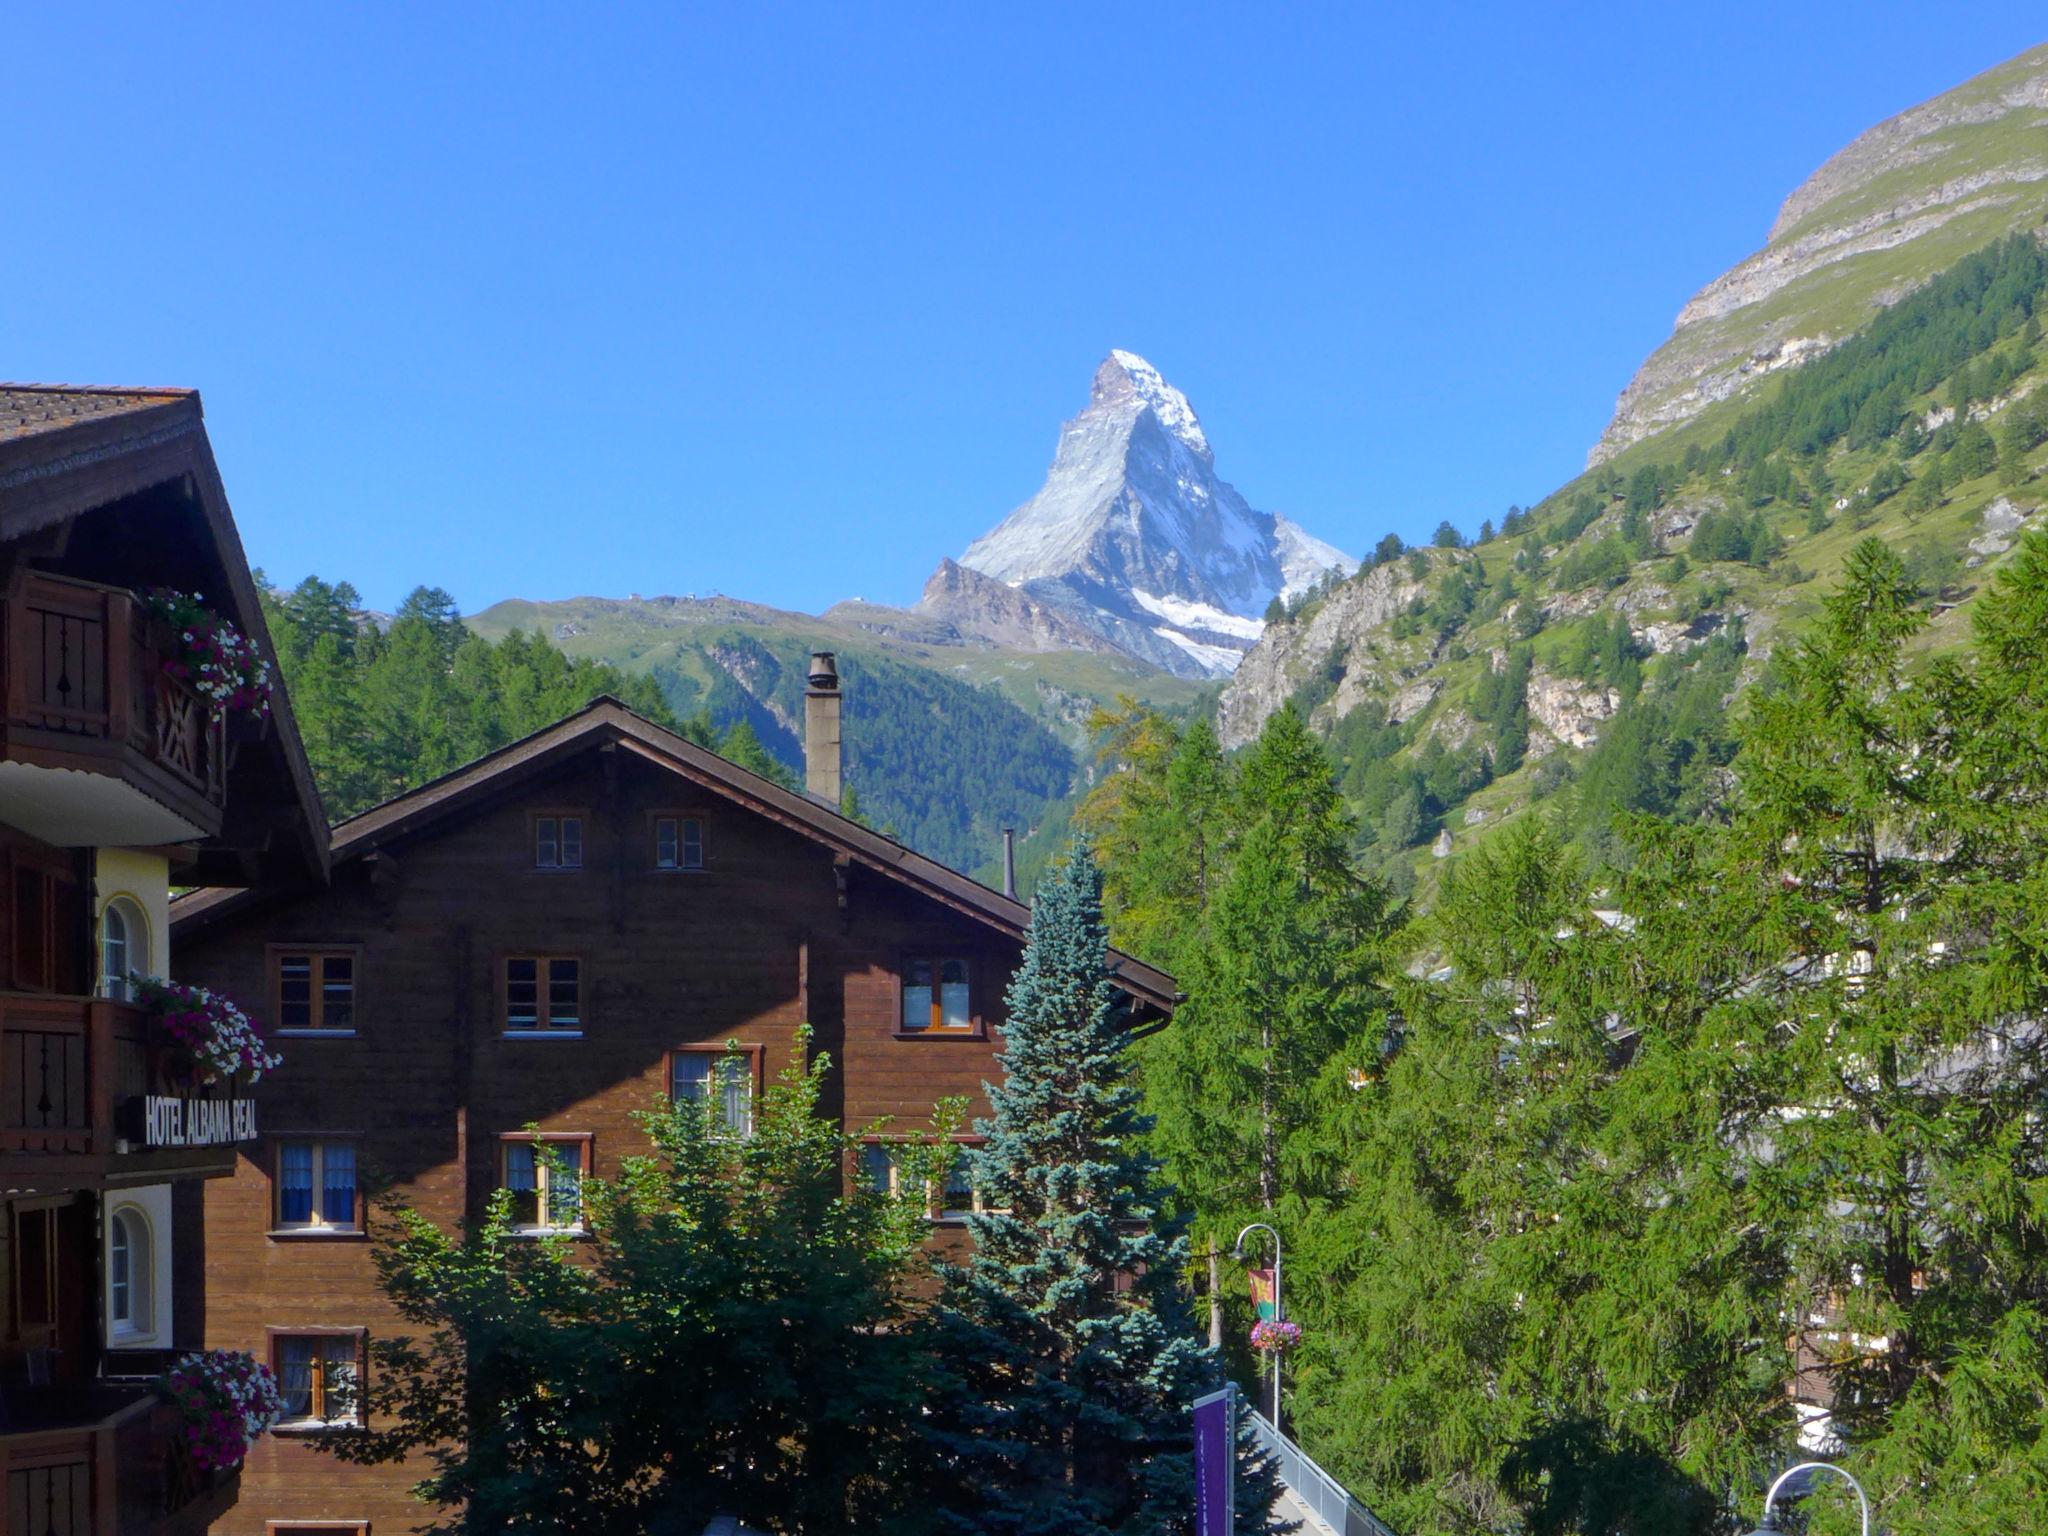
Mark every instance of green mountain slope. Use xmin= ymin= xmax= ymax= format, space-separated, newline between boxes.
xmin=464 ymin=593 xmax=1205 ymax=876
xmin=1597 ymin=43 xmax=2048 ymax=460
xmin=1222 ymin=229 xmax=2048 ymax=897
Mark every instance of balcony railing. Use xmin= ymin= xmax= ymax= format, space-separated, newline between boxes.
xmin=0 ymin=572 xmax=225 ymax=820
xmin=0 ymin=995 xmax=247 ymax=1182
xmin=0 ymin=1386 xmax=238 ymax=1536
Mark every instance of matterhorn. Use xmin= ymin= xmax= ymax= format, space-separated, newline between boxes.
xmin=920 ymin=350 xmax=1354 ymax=678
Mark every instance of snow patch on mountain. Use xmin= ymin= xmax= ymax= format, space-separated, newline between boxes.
xmin=1156 ymin=628 xmax=1246 ymax=673
xmin=1275 ymin=514 xmax=1360 ymax=598
xmin=1131 ymin=589 xmax=1266 ymax=641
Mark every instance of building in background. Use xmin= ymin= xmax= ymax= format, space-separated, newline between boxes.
xmin=170 ymin=681 xmax=1177 ymax=1535
xmin=0 ymin=386 xmax=328 ymax=1533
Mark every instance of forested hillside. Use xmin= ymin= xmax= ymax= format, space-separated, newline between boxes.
xmin=261 ymin=576 xmax=1077 ymax=871
xmin=1222 ymin=231 xmax=2048 ymax=895
xmin=1095 ymin=532 xmax=2048 ymax=1534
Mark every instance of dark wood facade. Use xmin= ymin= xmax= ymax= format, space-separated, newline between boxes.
xmin=0 ymin=385 xmax=330 ymax=1536
xmin=171 ymin=701 xmax=1176 ymax=1535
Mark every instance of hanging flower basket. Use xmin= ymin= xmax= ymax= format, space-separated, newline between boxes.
xmin=154 ymin=1349 xmax=286 ymax=1472
xmin=1250 ymin=1319 xmax=1302 ymax=1355
xmin=131 ymin=977 xmax=282 ymax=1084
xmin=144 ymin=589 xmax=274 ymax=719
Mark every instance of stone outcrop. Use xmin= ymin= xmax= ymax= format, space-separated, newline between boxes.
xmin=1215 ymin=562 xmax=1423 ymax=748
xmin=1527 ymin=670 xmax=1622 ymax=751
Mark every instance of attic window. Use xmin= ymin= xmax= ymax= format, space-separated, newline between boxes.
xmin=654 ymin=817 xmax=704 ymax=870
xmin=535 ymin=815 xmax=583 ymax=870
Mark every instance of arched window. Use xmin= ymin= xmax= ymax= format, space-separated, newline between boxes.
xmin=100 ymin=898 xmax=148 ymax=1001
xmin=109 ymin=1207 xmax=152 ymax=1337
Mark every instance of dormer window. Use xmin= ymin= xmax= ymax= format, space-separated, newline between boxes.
xmin=535 ymin=815 xmax=583 ymax=870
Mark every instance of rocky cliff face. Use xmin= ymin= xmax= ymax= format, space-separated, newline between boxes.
xmin=1216 ymin=562 xmax=1424 ymax=747
xmin=936 ymin=351 xmax=1355 ymax=679
xmin=1594 ymin=43 xmax=2048 ymax=464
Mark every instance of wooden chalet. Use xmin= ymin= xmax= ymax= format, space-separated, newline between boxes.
xmin=169 ymin=678 xmax=1178 ymax=1535
xmin=0 ymin=386 xmax=328 ymax=1534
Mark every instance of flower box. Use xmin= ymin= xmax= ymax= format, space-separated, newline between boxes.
xmin=131 ymin=977 xmax=282 ymax=1084
xmin=154 ymin=1349 xmax=285 ymax=1472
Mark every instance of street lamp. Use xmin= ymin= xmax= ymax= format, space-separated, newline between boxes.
xmin=1743 ymin=1461 xmax=1871 ymax=1536
xmin=1232 ymin=1222 xmax=1282 ymax=1429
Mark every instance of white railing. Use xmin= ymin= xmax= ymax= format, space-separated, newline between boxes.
xmin=1248 ymin=1410 xmax=1400 ymax=1536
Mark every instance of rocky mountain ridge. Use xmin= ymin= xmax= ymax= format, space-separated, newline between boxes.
xmin=1595 ymin=42 xmax=2048 ymax=464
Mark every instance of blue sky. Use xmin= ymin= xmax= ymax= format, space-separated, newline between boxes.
xmin=10 ymin=5 xmax=2045 ymax=614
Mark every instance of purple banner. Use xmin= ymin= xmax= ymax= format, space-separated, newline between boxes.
xmin=1193 ymin=1384 xmax=1234 ymax=1536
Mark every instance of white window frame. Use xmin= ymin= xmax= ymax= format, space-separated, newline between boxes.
xmin=108 ymin=1206 xmax=151 ymax=1338
xmin=670 ymin=1051 xmax=754 ymax=1136
xmin=98 ymin=897 xmax=148 ymax=1002
xmin=273 ymin=1141 xmax=361 ymax=1234
xmin=500 ymin=1137 xmax=587 ymax=1235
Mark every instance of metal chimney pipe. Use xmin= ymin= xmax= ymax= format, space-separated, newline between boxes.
xmin=804 ymin=651 xmax=842 ymax=808
xmin=1002 ymin=828 xmax=1017 ymax=899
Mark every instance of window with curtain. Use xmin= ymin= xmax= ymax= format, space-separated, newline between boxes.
xmin=900 ymin=957 xmax=972 ymax=1032
xmin=501 ymin=1138 xmax=585 ymax=1232
xmin=275 ymin=1333 xmax=363 ymax=1426
xmin=670 ymin=1052 xmax=753 ymax=1134
xmin=274 ymin=1142 xmax=359 ymax=1231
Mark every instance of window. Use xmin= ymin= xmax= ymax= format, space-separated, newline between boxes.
xmin=274 ymin=1332 xmax=364 ymax=1428
xmin=501 ymin=1137 xmax=587 ymax=1233
xmin=535 ymin=815 xmax=583 ymax=870
xmin=108 ymin=1207 xmax=152 ymax=1337
xmin=860 ymin=1142 xmax=897 ymax=1195
xmin=670 ymin=1051 xmax=753 ymax=1135
xmin=654 ymin=816 xmax=704 ymax=870
xmin=275 ymin=1142 xmax=359 ymax=1232
xmin=505 ymin=957 xmax=581 ymax=1033
xmin=99 ymin=897 xmax=146 ymax=1001
xmin=900 ymin=957 xmax=973 ymax=1033
xmin=275 ymin=949 xmax=357 ymax=1033
xmin=940 ymin=1156 xmax=977 ymax=1221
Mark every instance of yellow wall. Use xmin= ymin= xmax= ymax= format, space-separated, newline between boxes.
xmin=93 ymin=848 xmax=171 ymax=984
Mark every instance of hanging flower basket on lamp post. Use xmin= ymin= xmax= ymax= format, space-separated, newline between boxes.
xmin=130 ymin=977 xmax=282 ymax=1085
xmin=1250 ymin=1319 xmax=1302 ymax=1355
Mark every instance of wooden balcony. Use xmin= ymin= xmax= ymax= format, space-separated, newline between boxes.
xmin=0 ymin=996 xmax=248 ymax=1191
xmin=0 ymin=1386 xmax=240 ymax=1536
xmin=0 ymin=572 xmax=226 ymax=844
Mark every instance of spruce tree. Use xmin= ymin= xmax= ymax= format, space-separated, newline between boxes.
xmin=926 ymin=841 xmax=1282 ymax=1534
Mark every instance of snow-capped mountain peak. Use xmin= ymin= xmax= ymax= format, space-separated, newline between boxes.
xmin=940 ymin=352 xmax=1356 ymax=679
xmin=1103 ymin=348 xmax=1209 ymax=458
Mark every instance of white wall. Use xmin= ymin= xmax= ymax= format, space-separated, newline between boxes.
xmin=93 ymin=847 xmax=170 ymax=989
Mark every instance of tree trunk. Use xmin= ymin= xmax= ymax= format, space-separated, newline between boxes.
xmin=1208 ymin=1236 xmax=1223 ymax=1349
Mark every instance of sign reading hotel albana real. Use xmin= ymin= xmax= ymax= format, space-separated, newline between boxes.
xmin=141 ymin=1095 xmax=259 ymax=1149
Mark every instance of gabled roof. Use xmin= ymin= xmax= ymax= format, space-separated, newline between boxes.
xmin=0 ymin=383 xmax=328 ymax=885
xmin=170 ymin=698 xmax=1181 ymax=1017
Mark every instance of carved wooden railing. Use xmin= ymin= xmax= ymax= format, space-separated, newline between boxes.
xmin=0 ymin=998 xmax=143 ymax=1157
xmin=1 ymin=572 xmax=224 ymax=808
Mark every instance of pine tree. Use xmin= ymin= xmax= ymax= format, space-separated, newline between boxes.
xmin=925 ymin=842 xmax=1283 ymax=1534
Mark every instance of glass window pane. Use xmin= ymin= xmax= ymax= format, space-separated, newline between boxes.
xmin=322 ymin=956 xmax=354 ymax=1029
xmin=101 ymin=908 xmax=128 ymax=998
xmin=323 ymin=1340 xmax=359 ymax=1422
xmin=279 ymin=956 xmax=312 ymax=1028
xmin=681 ymin=820 xmax=704 ymax=868
xmin=322 ymin=1144 xmax=357 ymax=1227
xmin=561 ymin=818 xmax=582 ymax=868
xmin=720 ymin=1060 xmax=751 ymax=1134
xmin=672 ymin=1054 xmax=710 ymax=1100
xmin=655 ymin=819 xmax=677 ymax=868
xmin=504 ymin=1143 xmax=536 ymax=1190
xmin=547 ymin=960 xmax=579 ymax=1027
xmin=536 ymin=817 xmax=558 ymax=867
xmin=507 ymin=958 xmax=538 ymax=1028
xmin=940 ymin=960 xmax=970 ymax=1029
xmin=943 ymin=1153 xmax=974 ymax=1216
xmin=279 ymin=1143 xmax=314 ymax=1225
xmin=546 ymin=1144 xmax=582 ymax=1227
xmin=861 ymin=1143 xmax=894 ymax=1195
xmin=278 ymin=1337 xmax=315 ymax=1418
xmin=902 ymin=960 xmax=933 ymax=1032
xmin=110 ymin=1217 xmax=131 ymax=1321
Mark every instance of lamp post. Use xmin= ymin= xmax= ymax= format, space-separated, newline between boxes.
xmin=1743 ymin=1462 xmax=1871 ymax=1536
xmin=1233 ymin=1221 xmax=1282 ymax=1429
